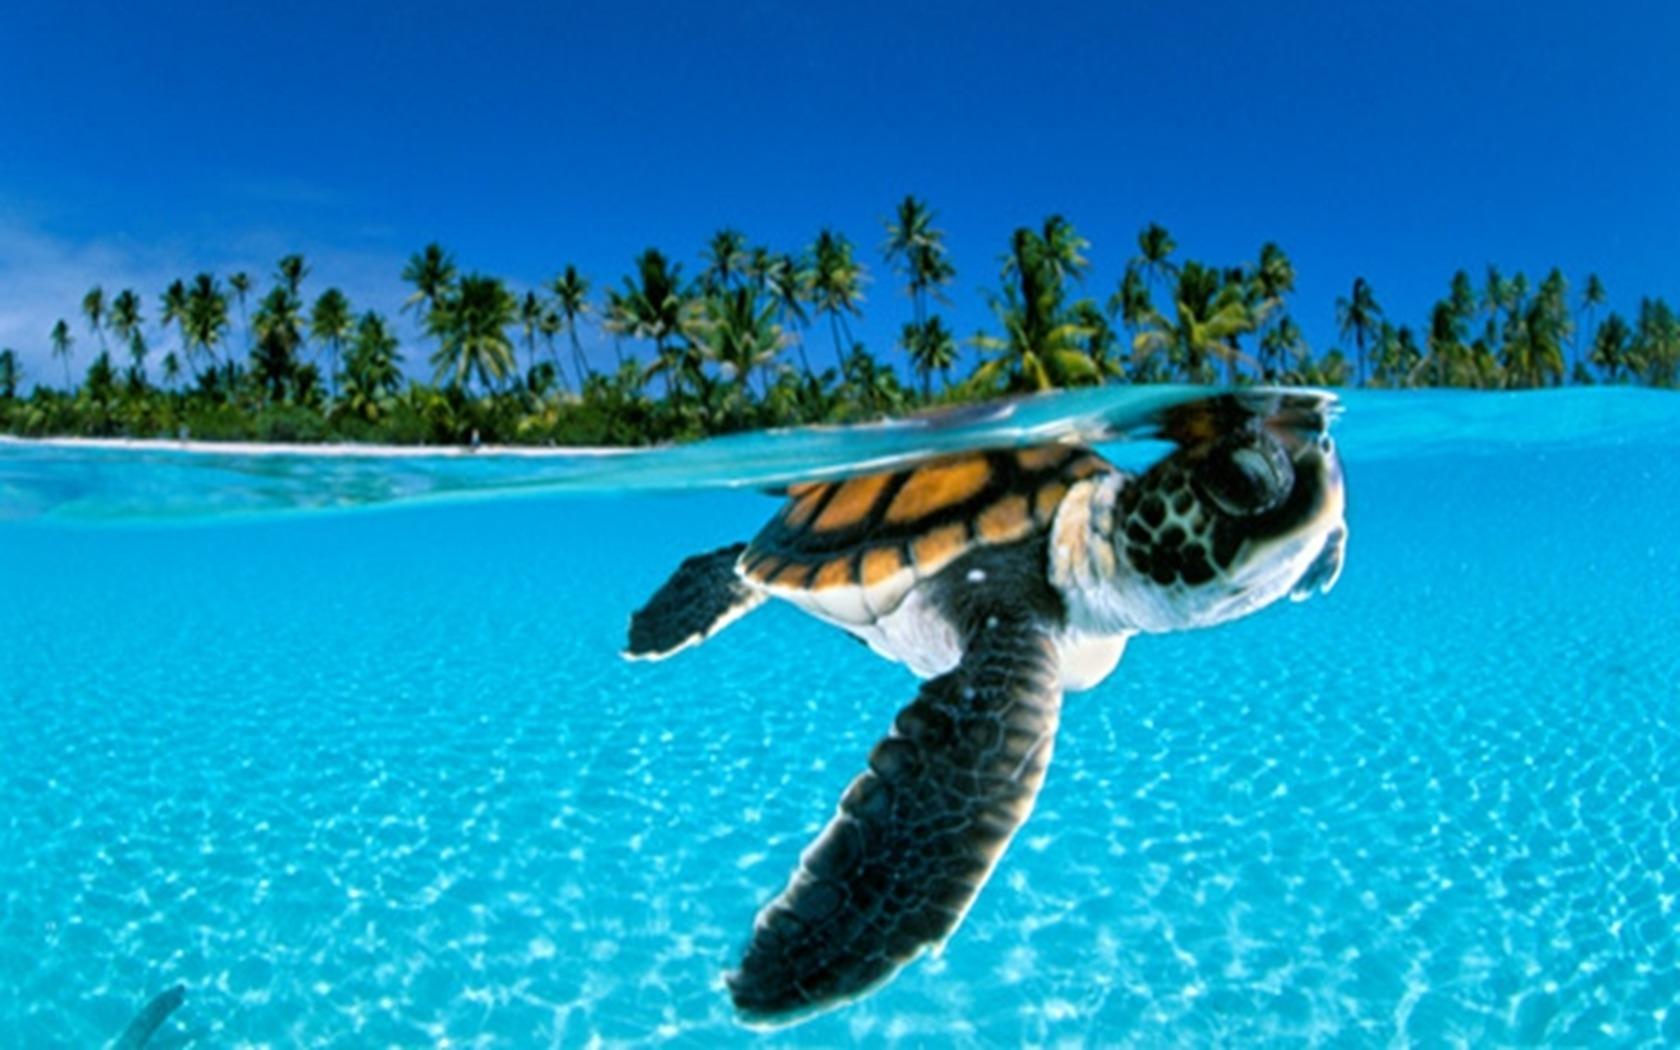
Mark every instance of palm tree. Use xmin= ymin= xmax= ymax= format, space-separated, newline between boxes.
xmin=262 ymin=268 xmax=313 ymax=404
xmin=883 ymin=195 xmax=956 ymax=329
xmin=50 ymin=319 xmax=74 ymax=388
xmin=517 ymin=290 xmax=548 ymax=383
xmin=183 ymin=274 xmax=231 ymax=376
xmin=1072 ymin=301 xmax=1125 ymax=383
xmin=602 ymin=288 xmax=634 ymax=372
xmin=402 ymin=243 xmax=458 ymax=316
xmin=1590 ymin=312 xmax=1631 ymax=383
xmin=1013 ymin=214 xmax=1089 ymax=287
xmin=971 ymin=225 xmax=1097 ymax=392
xmin=229 ymin=272 xmax=253 ymax=353
xmin=251 ymin=285 xmax=305 ymax=402
xmin=338 ymin=311 xmax=404 ymax=421
xmin=1497 ymin=271 xmax=1565 ymax=388
xmin=807 ymin=229 xmax=867 ymax=373
xmin=840 ymin=344 xmax=905 ymax=416
xmin=694 ymin=285 xmax=784 ymax=395
xmin=1419 ymin=272 xmax=1478 ymax=387
xmin=1481 ymin=265 xmax=1509 ymax=323
xmin=1578 ymin=273 xmax=1606 ymax=377
xmin=1631 ymin=298 xmax=1680 ymax=388
xmin=276 ymin=254 xmax=309 ymax=297
xmin=1449 ymin=270 xmax=1477 ymax=321
xmin=1523 ymin=269 xmax=1569 ymax=387
xmin=1474 ymin=265 xmax=1507 ymax=363
xmin=1134 ymin=222 xmax=1178 ymax=299
xmin=1119 ymin=223 xmax=1182 ymax=370
xmin=1385 ymin=325 xmax=1423 ymax=385
xmin=536 ymin=304 xmax=563 ymax=380
xmin=0 ymin=348 xmax=20 ymax=399
xmin=124 ymin=330 xmax=149 ymax=389
xmin=108 ymin=289 xmax=142 ymax=341
xmin=107 ymin=289 xmax=145 ymax=384
xmin=309 ymin=288 xmax=354 ymax=397
xmin=1248 ymin=242 xmax=1295 ymax=339
xmin=1259 ymin=315 xmax=1308 ymax=382
xmin=548 ymin=265 xmax=593 ymax=389
xmin=702 ymin=229 xmax=749 ymax=293
xmin=1509 ymin=272 xmax=1531 ymax=316
xmin=428 ymin=274 xmax=518 ymax=393
xmin=1312 ymin=349 xmax=1353 ymax=387
xmin=81 ymin=286 xmax=110 ymax=355
xmin=82 ymin=350 xmax=117 ymax=402
xmin=1335 ymin=277 xmax=1383 ymax=385
xmin=161 ymin=352 xmax=182 ymax=388
xmin=900 ymin=316 xmax=958 ymax=398
xmin=755 ymin=251 xmax=813 ymax=379
xmin=160 ymin=279 xmax=189 ymax=366
xmin=1425 ymin=299 xmax=1467 ymax=387
xmin=1132 ymin=261 xmax=1251 ymax=383
xmin=606 ymin=250 xmax=689 ymax=395
xmin=883 ymin=198 xmax=957 ymax=384
xmin=1111 ymin=265 xmax=1152 ymax=336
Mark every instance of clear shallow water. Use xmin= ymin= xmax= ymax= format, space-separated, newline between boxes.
xmin=1 ymin=388 xmax=1677 ymax=1046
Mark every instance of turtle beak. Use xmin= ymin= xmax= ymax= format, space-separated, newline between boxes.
xmin=1290 ymin=525 xmax=1346 ymax=602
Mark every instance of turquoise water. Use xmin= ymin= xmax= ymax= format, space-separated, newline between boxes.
xmin=2 ymin=388 xmax=1678 ymax=1045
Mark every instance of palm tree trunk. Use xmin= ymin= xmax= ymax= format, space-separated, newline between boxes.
xmin=569 ymin=330 xmax=589 ymax=390
xmin=542 ymin=335 xmax=569 ymax=394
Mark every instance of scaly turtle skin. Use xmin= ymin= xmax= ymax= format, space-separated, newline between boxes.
xmin=623 ymin=408 xmax=1348 ymax=1025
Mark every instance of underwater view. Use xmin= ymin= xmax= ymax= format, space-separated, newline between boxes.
xmin=2 ymin=386 xmax=1678 ymax=1045
xmin=6 ymin=4 xmax=1680 ymax=1046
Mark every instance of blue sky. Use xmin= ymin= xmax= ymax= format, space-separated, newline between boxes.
xmin=3 ymin=1 xmax=1678 ymax=385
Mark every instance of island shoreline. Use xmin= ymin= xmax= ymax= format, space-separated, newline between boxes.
xmin=0 ymin=433 xmax=633 ymax=458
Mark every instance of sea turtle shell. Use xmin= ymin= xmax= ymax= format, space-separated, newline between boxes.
xmin=740 ymin=444 xmax=1114 ymax=625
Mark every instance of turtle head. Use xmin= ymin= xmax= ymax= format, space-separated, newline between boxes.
xmin=1055 ymin=418 xmax=1346 ymax=634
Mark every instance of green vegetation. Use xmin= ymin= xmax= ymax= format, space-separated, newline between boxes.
xmin=3 ymin=199 xmax=1676 ymax=447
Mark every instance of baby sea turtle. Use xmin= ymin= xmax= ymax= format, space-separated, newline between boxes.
xmin=623 ymin=401 xmax=1347 ymax=1024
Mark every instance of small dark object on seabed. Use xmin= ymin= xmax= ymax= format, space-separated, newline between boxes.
xmin=112 ymin=984 xmax=186 ymax=1049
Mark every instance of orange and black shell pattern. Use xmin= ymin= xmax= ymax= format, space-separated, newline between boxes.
xmin=739 ymin=444 xmax=1114 ymax=617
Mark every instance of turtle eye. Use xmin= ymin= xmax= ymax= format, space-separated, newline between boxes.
xmin=1192 ymin=432 xmax=1294 ymax=517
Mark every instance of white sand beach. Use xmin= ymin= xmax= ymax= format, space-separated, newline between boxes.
xmin=0 ymin=433 xmax=634 ymax=458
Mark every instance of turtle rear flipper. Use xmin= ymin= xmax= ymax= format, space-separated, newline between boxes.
xmin=624 ymin=543 xmax=766 ymax=660
xmin=727 ymin=609 xmax=1063 ymax=1024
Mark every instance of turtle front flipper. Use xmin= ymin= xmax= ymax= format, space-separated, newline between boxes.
xmin=728 ymin=610 xmax=1063 ymax=1024
xmin=623 ymin=543 xmax=766 ymax=660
